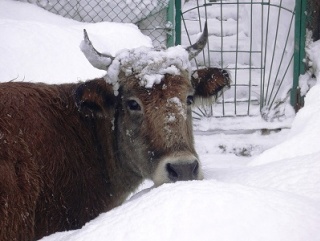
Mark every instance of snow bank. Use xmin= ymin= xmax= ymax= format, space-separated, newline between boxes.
xmin=0 ymin=0 xmax=77 ymax=25
xmin=250 ymin=75 xmax=320 ymax=165
xmin=251 ymin=36 xmax=320 ymax=166
xmin=0 ymin=0 xmax=152 ymax=84
xmin=42 ymin=181 xmax=320 ymax=241
xmin=214 ymin=151 xmax=320 ymax=201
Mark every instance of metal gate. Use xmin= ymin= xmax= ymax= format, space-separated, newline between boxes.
xmin=175 ymin=0 xmax=306 ymax=119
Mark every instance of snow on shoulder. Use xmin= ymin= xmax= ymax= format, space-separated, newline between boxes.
xmin=105 ymin=45 xmax=191 ymax=91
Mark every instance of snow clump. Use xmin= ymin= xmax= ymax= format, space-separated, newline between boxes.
xmin=105 ymin=45 xmax=192 ymax=93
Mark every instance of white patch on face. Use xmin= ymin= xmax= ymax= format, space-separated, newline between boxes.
xmin=162 ymin=84 xmax=167 ymax=90
xmin=126 ymin=129 xmax=132 ymax=137
xmin=163 ymin=97 xmax=187 ymax=137
xmin=167 ymin=97 xmax=186 ymax=120
xmin=111 ymin=118 xmax=115 ymax=131
xmin=166 ymin=113 xmax=176 ymax=123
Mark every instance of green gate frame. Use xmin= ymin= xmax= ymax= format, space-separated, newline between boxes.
xmin=292 ymin=0 xmax=307 ymax=111
xmin=166 ymin=0 xmax=182 ymax=47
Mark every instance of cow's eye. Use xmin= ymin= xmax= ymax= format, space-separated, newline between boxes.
xmin=127 ymin=99 xmax=141 ymax=111
xmin=187 ymin=95 xmax=194 ymax=106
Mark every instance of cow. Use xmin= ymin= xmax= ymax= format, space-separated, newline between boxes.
xmin=0 ymin=22 xmax=230 ymax=240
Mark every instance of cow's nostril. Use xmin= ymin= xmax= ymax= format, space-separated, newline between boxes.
xmin=166 ymin=163 xmax=179 ymax=182
xmin=192 ymin=161 xmax=199 ymax=176
xmin=166 ymin=160 xmax=199 ymax=182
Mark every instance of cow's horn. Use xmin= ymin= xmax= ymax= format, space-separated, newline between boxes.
xmin=80 ymin=29 xmax=114 ymax=71
xmin=186 ymin=21 xmax=208 ymax=60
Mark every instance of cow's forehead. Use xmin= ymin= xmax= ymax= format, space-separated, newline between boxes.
xmin=105 ymin=45 xmax=192 ymax=95
xmin=121 ymin=74 xmax=193 ymax=98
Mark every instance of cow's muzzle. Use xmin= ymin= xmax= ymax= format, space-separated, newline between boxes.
xmin=166 ymin=160 xmax=199 ymax=182
xmin=152 ymin=154 xmax=203 ymax=186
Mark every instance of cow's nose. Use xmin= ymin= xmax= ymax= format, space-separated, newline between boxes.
xmin=166 ymin=160 xmax=199 ymax=182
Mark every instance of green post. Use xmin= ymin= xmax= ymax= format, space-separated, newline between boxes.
xmin=291 ymin=0 xmax=306 ymax=110
xmin=167 ymin=0 xmax=175 ymax=47
xmin=175 ymin=0 xmax=182 ymax=45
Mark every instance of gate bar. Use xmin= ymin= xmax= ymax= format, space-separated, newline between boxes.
xmin=291 ymin=0 xmax=306 ymax=110
xmin=175 ymin=0 xmax=182 ymax=46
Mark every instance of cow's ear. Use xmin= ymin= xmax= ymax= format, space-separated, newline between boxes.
xmin=74 ymin=78 xmax=116 ymax=118
xmin=191 ymin=67 xmax=231 ymax=102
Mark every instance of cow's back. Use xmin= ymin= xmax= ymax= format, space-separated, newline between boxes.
xmin=0 ymin=82 xmax=112 ymax=240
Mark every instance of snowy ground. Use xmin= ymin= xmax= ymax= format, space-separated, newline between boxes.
xmin=1 ymin=0 xmax=320 ymax=240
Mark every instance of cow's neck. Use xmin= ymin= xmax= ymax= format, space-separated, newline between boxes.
xmin=89 ymin=116 xmax=143 ymax=207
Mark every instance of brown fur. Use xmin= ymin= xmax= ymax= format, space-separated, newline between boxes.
xmin=192 ymin=67 xmax=231 ymax=98
xmin=0 ymin=68 xmax=229 ymax=240
xmin=0 ymin=81 xmax=139 ymax=240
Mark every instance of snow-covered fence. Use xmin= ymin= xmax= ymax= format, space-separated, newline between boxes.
xmin=17 ymin=0 xmax=172 ymax=48
xmin=181 ymin=0 xmax=306 ymax=120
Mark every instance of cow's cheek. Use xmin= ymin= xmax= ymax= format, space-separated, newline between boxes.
xmin=117 ymin=113 xmax=151 ymax=176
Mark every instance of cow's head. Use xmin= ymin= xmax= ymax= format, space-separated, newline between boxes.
xmin=77 ymin=23 xmax=230 ymax=186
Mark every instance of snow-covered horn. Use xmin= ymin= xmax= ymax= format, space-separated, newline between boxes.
xmin=80 ymin=29 xmax=114 ymax=71
xmin=186 ymin=21 xmax=208 ymax=60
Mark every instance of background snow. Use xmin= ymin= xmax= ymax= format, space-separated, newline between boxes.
xmin=0 ymin=0 xmax=152 ymax=84
xmin=1 ymin=0 xmax=320 ymax=240
xmin=18 ymin=0 xmax=169 ymax=24
xmin=305 ymin=39 xmax=320 ymax=79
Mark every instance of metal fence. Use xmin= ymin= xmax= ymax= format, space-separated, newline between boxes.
xmin=18 ymin=0 xmax=174 ymax=48
xmin=178 ymin=0 xmax=306 ymax=120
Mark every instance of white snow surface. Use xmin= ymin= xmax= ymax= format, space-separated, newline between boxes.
xmin=1 ymin=1 xmax=320 ymax=241
xmin=0 ymin=0 xmax=152 ymax=84
xmin=306 ymin=39 xmax=320 ymax=79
